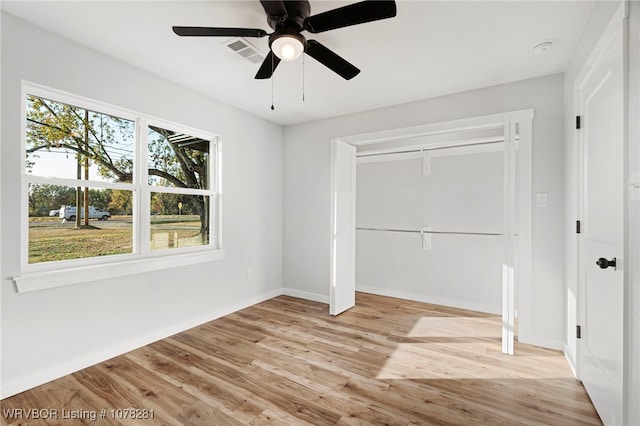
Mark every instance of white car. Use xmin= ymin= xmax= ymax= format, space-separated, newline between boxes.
xmin=59 ymin=205 xmax=111 ymax=221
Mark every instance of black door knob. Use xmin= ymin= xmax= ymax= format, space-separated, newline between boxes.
xmin=596 ymin=257 xmax=617 ymax=269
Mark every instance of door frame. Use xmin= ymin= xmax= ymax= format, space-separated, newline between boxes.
xmin=625 ymin=2 xmax=640 ymax=424
xmin=330 ymin=110 xmax=533 ymax=355
xmin=573 ymin=1 xmax=628 ymax=421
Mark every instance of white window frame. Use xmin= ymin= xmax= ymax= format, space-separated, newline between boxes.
xmin=14 ymin=82 xmax=225 ymax=293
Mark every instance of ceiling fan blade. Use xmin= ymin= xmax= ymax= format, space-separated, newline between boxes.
xmin=304 ymin=40 xmax=360 ymax=80
xmin=172 ymin=26 xmax=268 ymax=38
xmin=259 ymin=0 xmax=288 ymax=19
xmin=303 ymin=0 xmax=396 ymax=33
xmin=255 ymin=51 xmax=282 ymax=79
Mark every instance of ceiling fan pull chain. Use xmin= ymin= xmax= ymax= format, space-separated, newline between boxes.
xmin=271 ymin=53 xmax=275 ymax=110
xmin=302 ymin=53 xmax=305 ymax=102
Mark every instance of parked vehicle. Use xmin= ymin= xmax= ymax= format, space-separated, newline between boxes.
xmin=59 ymin=205 xmax=111 ymax=221
xmin=48 ymin=209 xmax=59 ymax=217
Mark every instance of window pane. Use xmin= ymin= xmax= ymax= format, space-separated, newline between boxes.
xmin=150 ymin=193 xmax=210 ymax=251
xmin=26 ymin=95 xmax=135 ymax=183
xmin=28 ymin=184 xmax=133 ymax=264
xmin=147 ymin=125 xmax=209 ymax=189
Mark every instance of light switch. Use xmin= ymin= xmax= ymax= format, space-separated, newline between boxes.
xmin=536 ymin=192 xmax=548 ymax=208
xmin=631 ymin=171 xmax=640 ymax=201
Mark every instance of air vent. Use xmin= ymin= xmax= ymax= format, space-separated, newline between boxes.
xmin=223 ymin=37 xmax=265 ymax=64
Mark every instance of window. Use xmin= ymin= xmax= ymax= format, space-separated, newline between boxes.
xmin=19 ymin=83 xmax=221 ymax=290
xmin=147 ymin=124 xmax=213 ymax=251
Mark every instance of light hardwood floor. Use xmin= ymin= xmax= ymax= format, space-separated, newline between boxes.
xmin=1 ymin=293 xmax=601 ymax=425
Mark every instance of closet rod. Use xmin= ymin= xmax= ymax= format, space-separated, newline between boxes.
xmin=356 ymin=140 xmax=503 ymax=158
xmin=356 ymin=227 xmax=503 ymax=236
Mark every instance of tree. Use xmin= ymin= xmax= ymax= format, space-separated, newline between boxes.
xmin=26 ymin=96 xmax=134 ymax=182
xmin=88 ymin=188 xmax=112 ymax=211
xmin=148 ymin=126 xmax=209 ymax=233
xmin=26 ymin=96 xmax=210 ymax=233
xmin=28 ymin=184 xmax=76 ymax=216
xmin=107 ymin=189 xmax=133 ymax=215
xmin=28 ymin=185 xmax=112 ymax=217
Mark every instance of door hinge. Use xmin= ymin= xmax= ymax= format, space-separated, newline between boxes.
xmin=576 ymin=220 xmax=581 ymax=234
xmin=576 ymin=115 xmax=581 ymax=129
xmin=577 ymin=325 xmax=582 ymax=339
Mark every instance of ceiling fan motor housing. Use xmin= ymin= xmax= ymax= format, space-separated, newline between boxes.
xmin=266 ymin=1 xmax=311 ymax=30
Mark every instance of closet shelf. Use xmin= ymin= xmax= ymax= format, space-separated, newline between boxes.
xmin=356 ymin=227 xmax=503 ymax=236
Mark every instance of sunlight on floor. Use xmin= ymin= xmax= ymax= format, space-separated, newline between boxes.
xmin=377 ymin=316 xmax=574 ymax=380
xmin=406 ymin=316 xmax=501 ymax=338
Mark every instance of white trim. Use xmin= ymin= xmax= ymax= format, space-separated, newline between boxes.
xmin=282 ymin=288 xmax=330 ymax=304
xmin=340 ymin=110 xmax=533 ymax=147
xmin=23 ymin=81 xmax=139 ymax=122
xmin=501 ymin=115 xmax=516 ymax=355
xmin=147 ymin=185 xmax=212 ymax=196
xmin=25 ymin=176 xmax=136 ymax=191
xmin=518 ymin=332 xmax=563 ymax=352
xmin=214 ymin=140 xmax=223 ymax=249
xmin=356 ymin=285 xmax=501 ymax=315
xmin=515 ymin=117 xmax=534 ymax=351
xmin=0 ymin=286 xmax=278 ymax=399
xmin=564 ymin=343 xmax=579 ymax=378
xmin=139 ymin=118 xmax=149 ymax=254
xmin=13 ymin=249 xmax=227 ymax=293
xmin=624 ymin=2 xmax=640 ymax=424
xmin=575 ymin=5 xmax=626 ymax=94
xmin=342 ymin=115 xmax=503 ymax=146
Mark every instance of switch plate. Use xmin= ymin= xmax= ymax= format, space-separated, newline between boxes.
xmin=631 ymin=171 xmax=640 ymax=201
xmin=536 ymin=192 xmax=548 ymax=208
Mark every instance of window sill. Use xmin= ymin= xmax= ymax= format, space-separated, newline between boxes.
xmin=13 ymin=249 xmax=226 ymax=293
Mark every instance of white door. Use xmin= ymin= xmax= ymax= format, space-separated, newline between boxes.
xmin=330 ymin=140 xmax=356 ymax=315
xmin=578 ymin=25 xmax=624 ymax=425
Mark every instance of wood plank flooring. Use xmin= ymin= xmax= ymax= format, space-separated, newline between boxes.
xmin=1 ymin=292 xmax=601 ymax=425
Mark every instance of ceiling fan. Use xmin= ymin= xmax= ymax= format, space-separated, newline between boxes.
xmin=172 ymin=0 xmax=397 ymax=80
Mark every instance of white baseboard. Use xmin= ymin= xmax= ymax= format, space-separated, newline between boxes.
xmin=356 ymin=284 xmax=501 ymax=315
xmin=0 ymin=288 xmax=282 ymax=399
xmin=281 ymin=288 xmax=329 ymax=304
xmin=563 ymin=343 xmax=579 ymax=379
xmin=516 ymin=332 xmax=563 ymax=351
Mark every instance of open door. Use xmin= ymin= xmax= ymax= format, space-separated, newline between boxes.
xmin=330 ymin=139 xmax=356 ymax=315
xmin=577 ymin=12 xmax=624 ymax=424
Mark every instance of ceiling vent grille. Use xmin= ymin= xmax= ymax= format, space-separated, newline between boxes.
xmin=224 ymin=38 xmax=265 ymax=64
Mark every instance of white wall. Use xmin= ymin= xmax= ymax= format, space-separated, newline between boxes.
xmin=356 ymin=151 xmax=504 ymax=314
xmin=1 ymin=13 xmax=283 ymax=397
xmin=284 ymin=73 xmax=565 ymax=349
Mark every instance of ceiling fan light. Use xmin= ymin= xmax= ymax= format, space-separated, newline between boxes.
xmin=271 ymin=35 xmax=304 ymax=61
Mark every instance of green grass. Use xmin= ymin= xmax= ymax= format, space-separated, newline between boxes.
xmin=28 ymin=215 xmax=208 ymax=263
xmin=28 ymin=226 xmax=133 ymax=263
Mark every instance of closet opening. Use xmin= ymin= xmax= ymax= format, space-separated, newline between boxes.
xmin=330 ymin=111 xmax=532 ymax=355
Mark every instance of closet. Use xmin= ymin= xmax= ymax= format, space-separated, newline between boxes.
xmin=356 ymin=141 xmax=505 ymax=315
xmin=330 ymin=111 xmax=533 ymax=354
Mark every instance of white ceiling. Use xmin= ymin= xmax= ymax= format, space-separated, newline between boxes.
xmin=2 ymin=0 xmax=596 ymax=126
